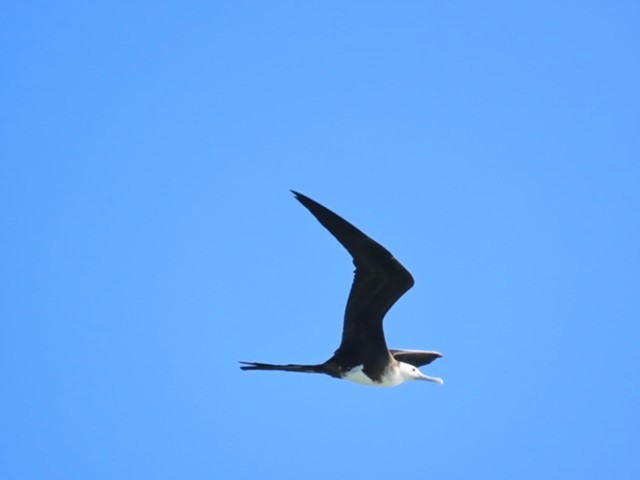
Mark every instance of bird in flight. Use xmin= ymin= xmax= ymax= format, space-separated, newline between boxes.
xmin=240 ymin=191 xmax=443 ymax=387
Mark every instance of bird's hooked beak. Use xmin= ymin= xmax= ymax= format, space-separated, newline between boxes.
xmin=418 ymin=372 xmax=444 ymax=384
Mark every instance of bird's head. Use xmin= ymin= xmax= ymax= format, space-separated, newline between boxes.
xmin=398 ymin=361 xmax=444 ymax=384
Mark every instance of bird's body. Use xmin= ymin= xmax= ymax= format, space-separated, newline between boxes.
xmin=240 ymin=191 xmax=443 ymax=387
xmin=343 ymin=362 xmax=419 ymax=388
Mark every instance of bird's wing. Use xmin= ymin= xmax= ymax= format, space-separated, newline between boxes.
xmin=390 ymin=349 xmax=443 ymax=367
xmin=291 ymin=191 xmax=414 ymax=357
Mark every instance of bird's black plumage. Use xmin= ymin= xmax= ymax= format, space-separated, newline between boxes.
xmin=240 ymin=191 xmax=442 ymax=385
xmin=389 ymin=349 xmax=443 ymax=367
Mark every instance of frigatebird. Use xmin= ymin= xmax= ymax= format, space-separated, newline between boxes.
xmin=240 ymin=191 xmax=443 ymax=387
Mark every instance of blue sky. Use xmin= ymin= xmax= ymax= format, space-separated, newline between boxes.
xmin=2 ymin=1 xmax=639 ymax=479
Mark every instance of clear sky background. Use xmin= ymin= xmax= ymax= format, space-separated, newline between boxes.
xmin=2 ymin=2 xmax=639 ymax=479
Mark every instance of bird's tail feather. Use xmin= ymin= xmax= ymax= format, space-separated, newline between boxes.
xmin=239 ymin=361 xmax=324 ymax=374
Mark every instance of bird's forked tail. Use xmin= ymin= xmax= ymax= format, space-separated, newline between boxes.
xmin=239 ymin=361 xmax=325 ymax=374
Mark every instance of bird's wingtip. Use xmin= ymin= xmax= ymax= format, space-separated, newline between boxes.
xmin=290 ymin=189 xmax=304 ymax=200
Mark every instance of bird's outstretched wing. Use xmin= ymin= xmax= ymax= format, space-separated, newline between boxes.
xmin=291 ymin=191 xmax=414 ymax=359
xmin=390 ymin=349 xmax=443 ymax=367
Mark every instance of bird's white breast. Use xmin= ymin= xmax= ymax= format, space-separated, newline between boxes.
xmin=343 ymin=364 xmax=405 ymax=387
